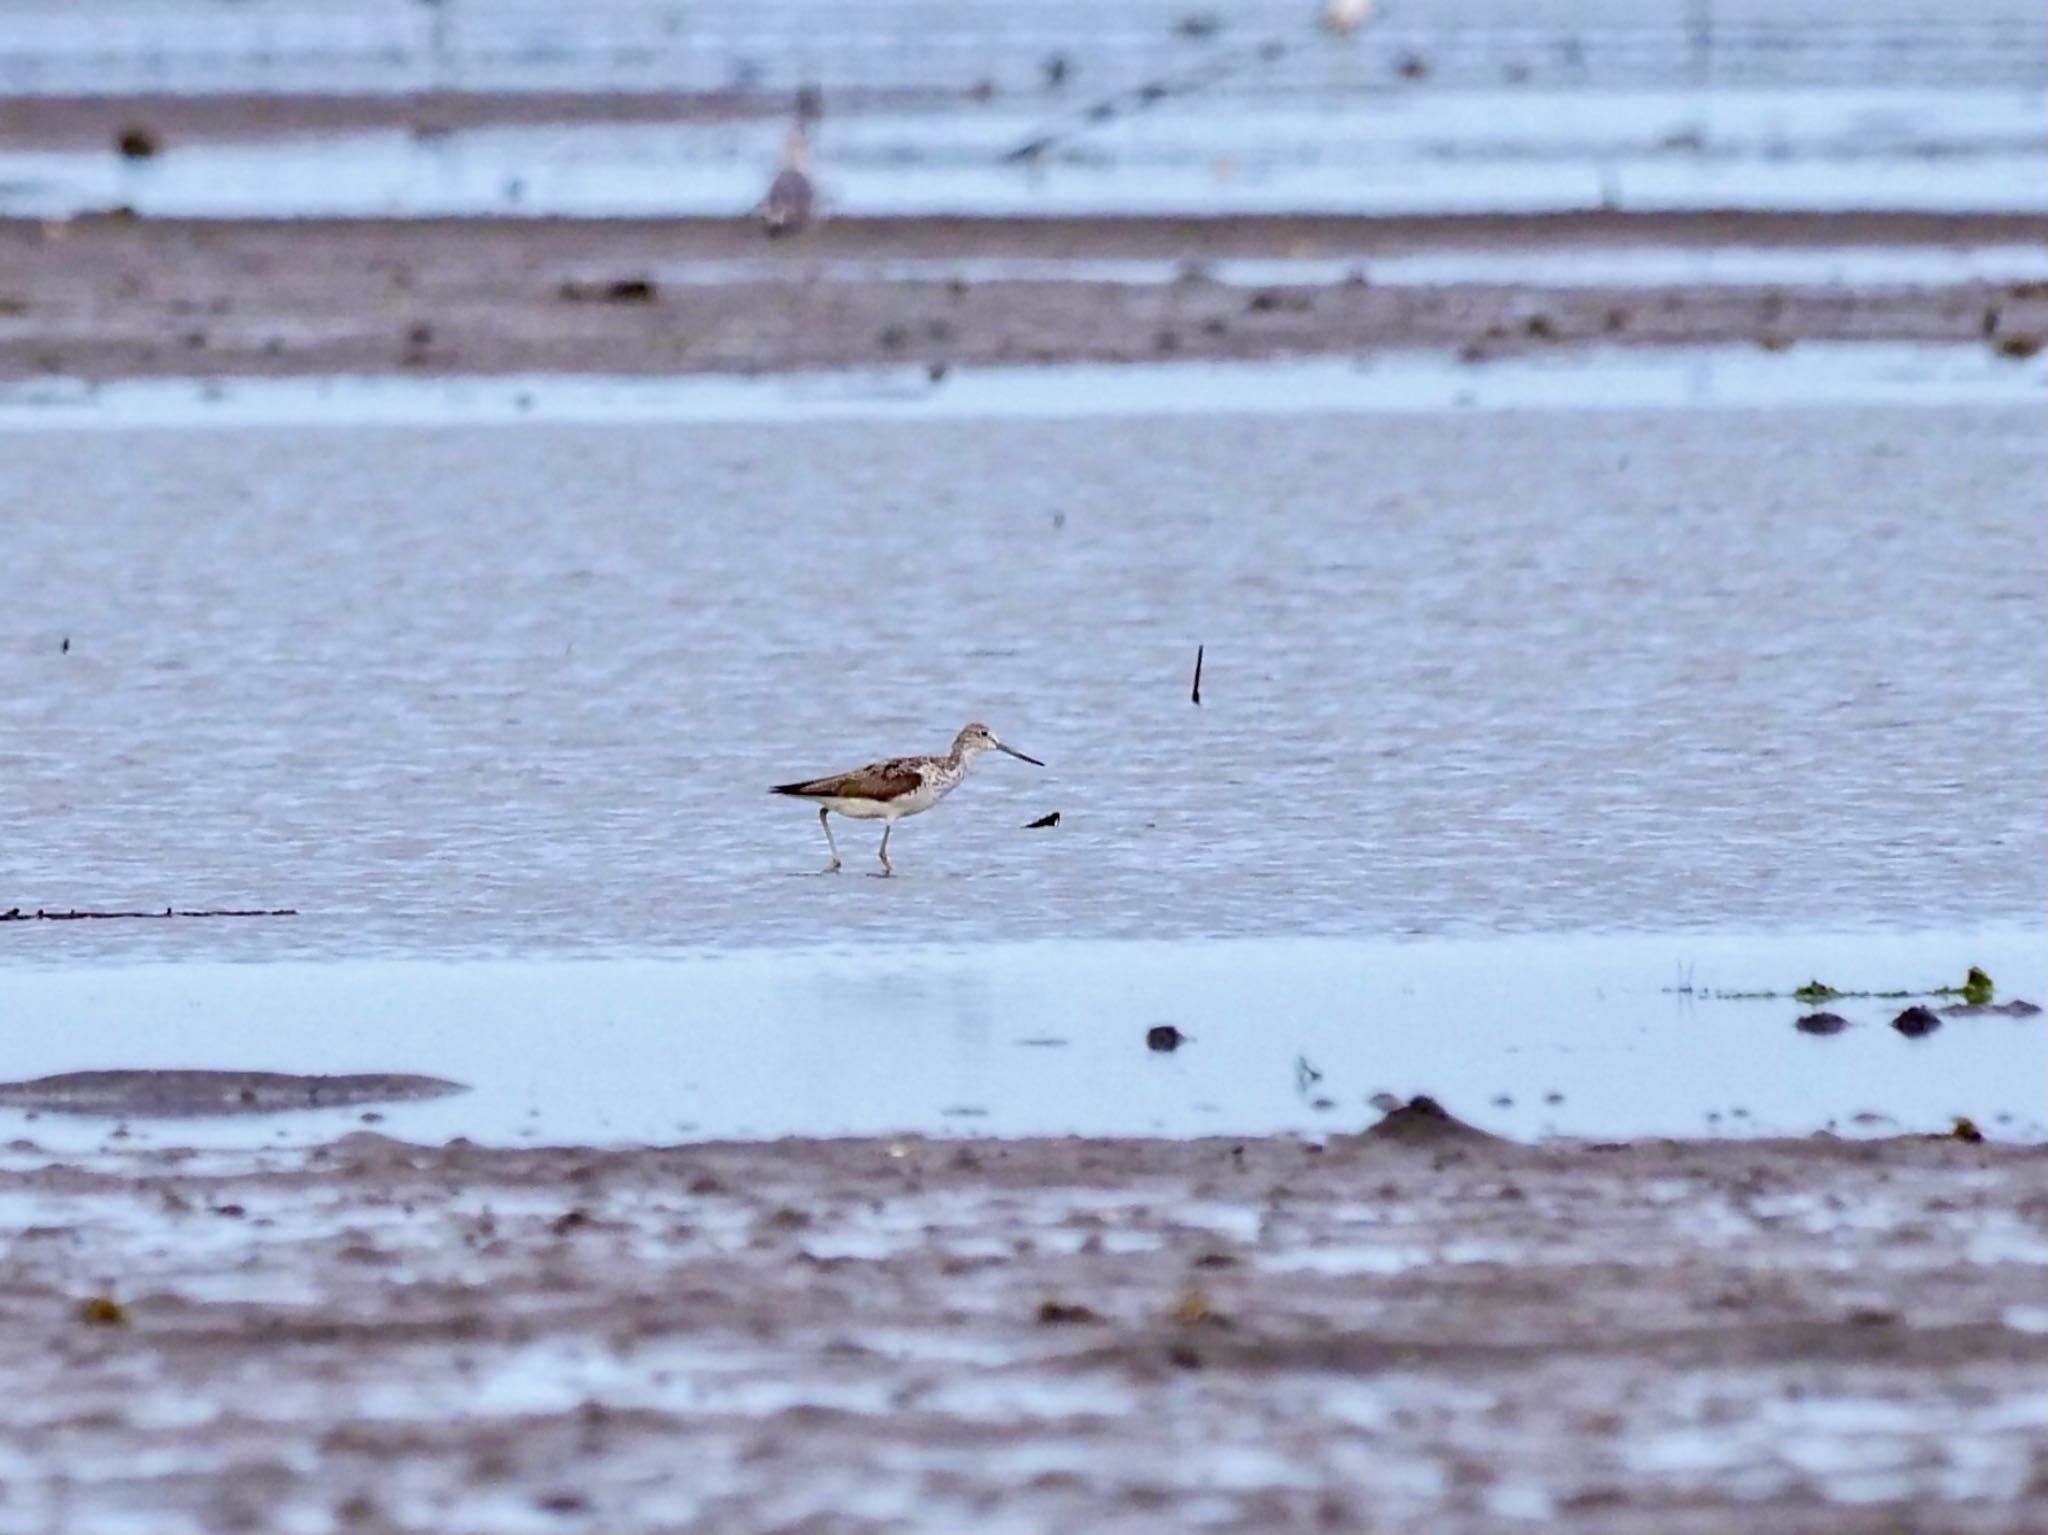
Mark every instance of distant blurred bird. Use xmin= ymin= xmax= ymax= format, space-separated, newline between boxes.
xmin=757 ymin=124 xmax=815 ymax=238
xmin=1322 ymin=0 xmax=1374 ymax=36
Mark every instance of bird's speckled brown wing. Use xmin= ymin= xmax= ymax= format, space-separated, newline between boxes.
xmin=771 ymin=757 xmax=923 ymax=802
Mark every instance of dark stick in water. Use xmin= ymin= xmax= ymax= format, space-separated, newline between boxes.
xmin=1191 ymin=644 xmax=1204 ymax=706
xmin=1003 ymin=36 xmax=1296 ymax=164
xmin=2 ymin=907 xmax=297 ymax=923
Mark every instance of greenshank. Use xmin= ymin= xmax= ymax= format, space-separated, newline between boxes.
xmin=758 ymin=124 xmax=814 ymax=238
xmin=771 ymin=723 xmax=1044 ymax=876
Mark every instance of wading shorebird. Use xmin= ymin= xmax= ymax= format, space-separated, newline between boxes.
xmin=757 ymin=123 xmax=815 ymax=238
xmin=771 ymin=723 xmax=1044 ymax=876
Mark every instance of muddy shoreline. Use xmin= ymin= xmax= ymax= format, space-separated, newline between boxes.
xmin=6 ymin=212 xmax=2046 ymax=380
xmin=5 ymin=1115 xmax=2044 ymax=1531
xmin=0 ymin=90 xmax=886 ymax=149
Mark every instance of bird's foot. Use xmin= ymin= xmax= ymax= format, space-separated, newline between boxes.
xmin=819 ymin=859 xmax=842 ymax=875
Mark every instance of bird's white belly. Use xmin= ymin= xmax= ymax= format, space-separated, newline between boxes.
xmin=825 ymin=785 xmax=939 ymax=820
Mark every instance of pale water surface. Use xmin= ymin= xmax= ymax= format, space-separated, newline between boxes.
xmin=2 ymin=394 xmax=2041 ymax=961
xmin=4 ymin=89 xmax=2041 ymax=219
xmin=1 ymin=388 xmax=2041 ymax=1141
xmin=5 ymin=0 xmax=2041 ymax=99
xmin=3 ymin=345 xmax=2045 ymax=430
xmin=2 ymin=928 xmax=2042 ymax=1149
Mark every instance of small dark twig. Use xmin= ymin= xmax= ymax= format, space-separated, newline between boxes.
xmin=2 ymin=907 xmax=297 ymax=923
xmin=1003 ymin=35 xmax=1299 ymax=165
xmin=1191 ymin=644 xmax=1204 ymax=706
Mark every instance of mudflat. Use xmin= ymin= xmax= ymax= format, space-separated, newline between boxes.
xmin=4 ymin=1111 xmax=2044 ymax=1532
xmin=5 ymin=211 xmax=2046 ymax=380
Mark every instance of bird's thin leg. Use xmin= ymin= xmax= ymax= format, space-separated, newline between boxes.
xmin=817 ymin=807 xmax=842 ymax=873
xmin=875 ymin=822 xmax=895 ymax=878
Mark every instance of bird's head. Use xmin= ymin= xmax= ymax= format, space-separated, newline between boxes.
xmin=955 ymin=722 xmax=1043 ymax=766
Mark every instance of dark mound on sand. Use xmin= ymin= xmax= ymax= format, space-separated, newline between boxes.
xmin=1359 ymin=1095 xmax=1506 ymax=1147
xmin=1891 ymin=1005 xmax=1942 ymax=1037
xmin=1796 ymin=1011 xmax=1852 ymax=1035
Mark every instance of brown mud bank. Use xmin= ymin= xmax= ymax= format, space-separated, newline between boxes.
xmin=0 ymin=1068 xmax=466 ymax=1117
xmin=0 ymin=90 xmax=862 ymax=151
xmin=4 ymin=211 xmax=2046 ymax=381
xmin=5 ymin=1108 xmax=2045 ymax=1532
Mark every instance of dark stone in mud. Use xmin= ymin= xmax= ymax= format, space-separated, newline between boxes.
xmin=1795 ymin=1011 xmax=1851 ymax=1035
xmin=1938 ymin=999 xmax=2042 ymax=1017
xmin=114 ymin=124 xmax=159 ymax=158
xmin=556 ymin=277 xmax=657 ymax=304
xmin=1036 ymin=1301 xmax=1100 ymax=1325
xmin=1361 ymin=1095 xmax=1504 ymax=1147
xmin=0 ymin=1070 xmax=467 ymax=1118
xmin=1145 ymin=1025 xmax=1187 ymax=1053
xmin=1891 ymin=1006 xmax=1943 ymax=1038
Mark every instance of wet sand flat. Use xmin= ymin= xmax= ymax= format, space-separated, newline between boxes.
xmin=5 ymin=212 xmax=2047 ymax=380
xmin=4 ymin=1121 xmax=2044 ymax=1532
xmin=0 ymin=91 xmax=816 ymax=150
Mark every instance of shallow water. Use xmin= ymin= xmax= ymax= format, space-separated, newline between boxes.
xmin=6 ymin=87 xmax=2042 ymax=219
xmin=4 ymin=345 xmax=2044 ymax=429
xmin=3 ymin=381 xmax=2042 ymax=1147
xmin=1 ymin=394 xmax=2040 ymax=965
xmin=3 ymin=928 xmax=2042 ymax=1148
xmin=7 ymin=0 xmax=2043 ymax=98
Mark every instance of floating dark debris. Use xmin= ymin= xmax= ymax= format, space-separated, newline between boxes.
xmin=1795 ymin=1012 xmax=1851 ymax=1035
xmin=1002 ymin=25 xmax=1318 ymax=164
xmin=1693 ymin=966 xmax=2002 ymax=1005
xmin=2 ymin=906 xmax=296 ymax=923
xmin=1145 ymin=1025 xmax=1187 ymax=1053
xmin=0 ymin=1069 xmax=466 ymax=1118
xmin=1023 ymin=811 xmax=1061 ymax=829
xmin=1191 ymin=644 xmax=1204 ymax=705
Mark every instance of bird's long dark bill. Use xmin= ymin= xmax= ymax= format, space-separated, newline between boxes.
xmin=999 ymin=744 xmax=1045 ymax=766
